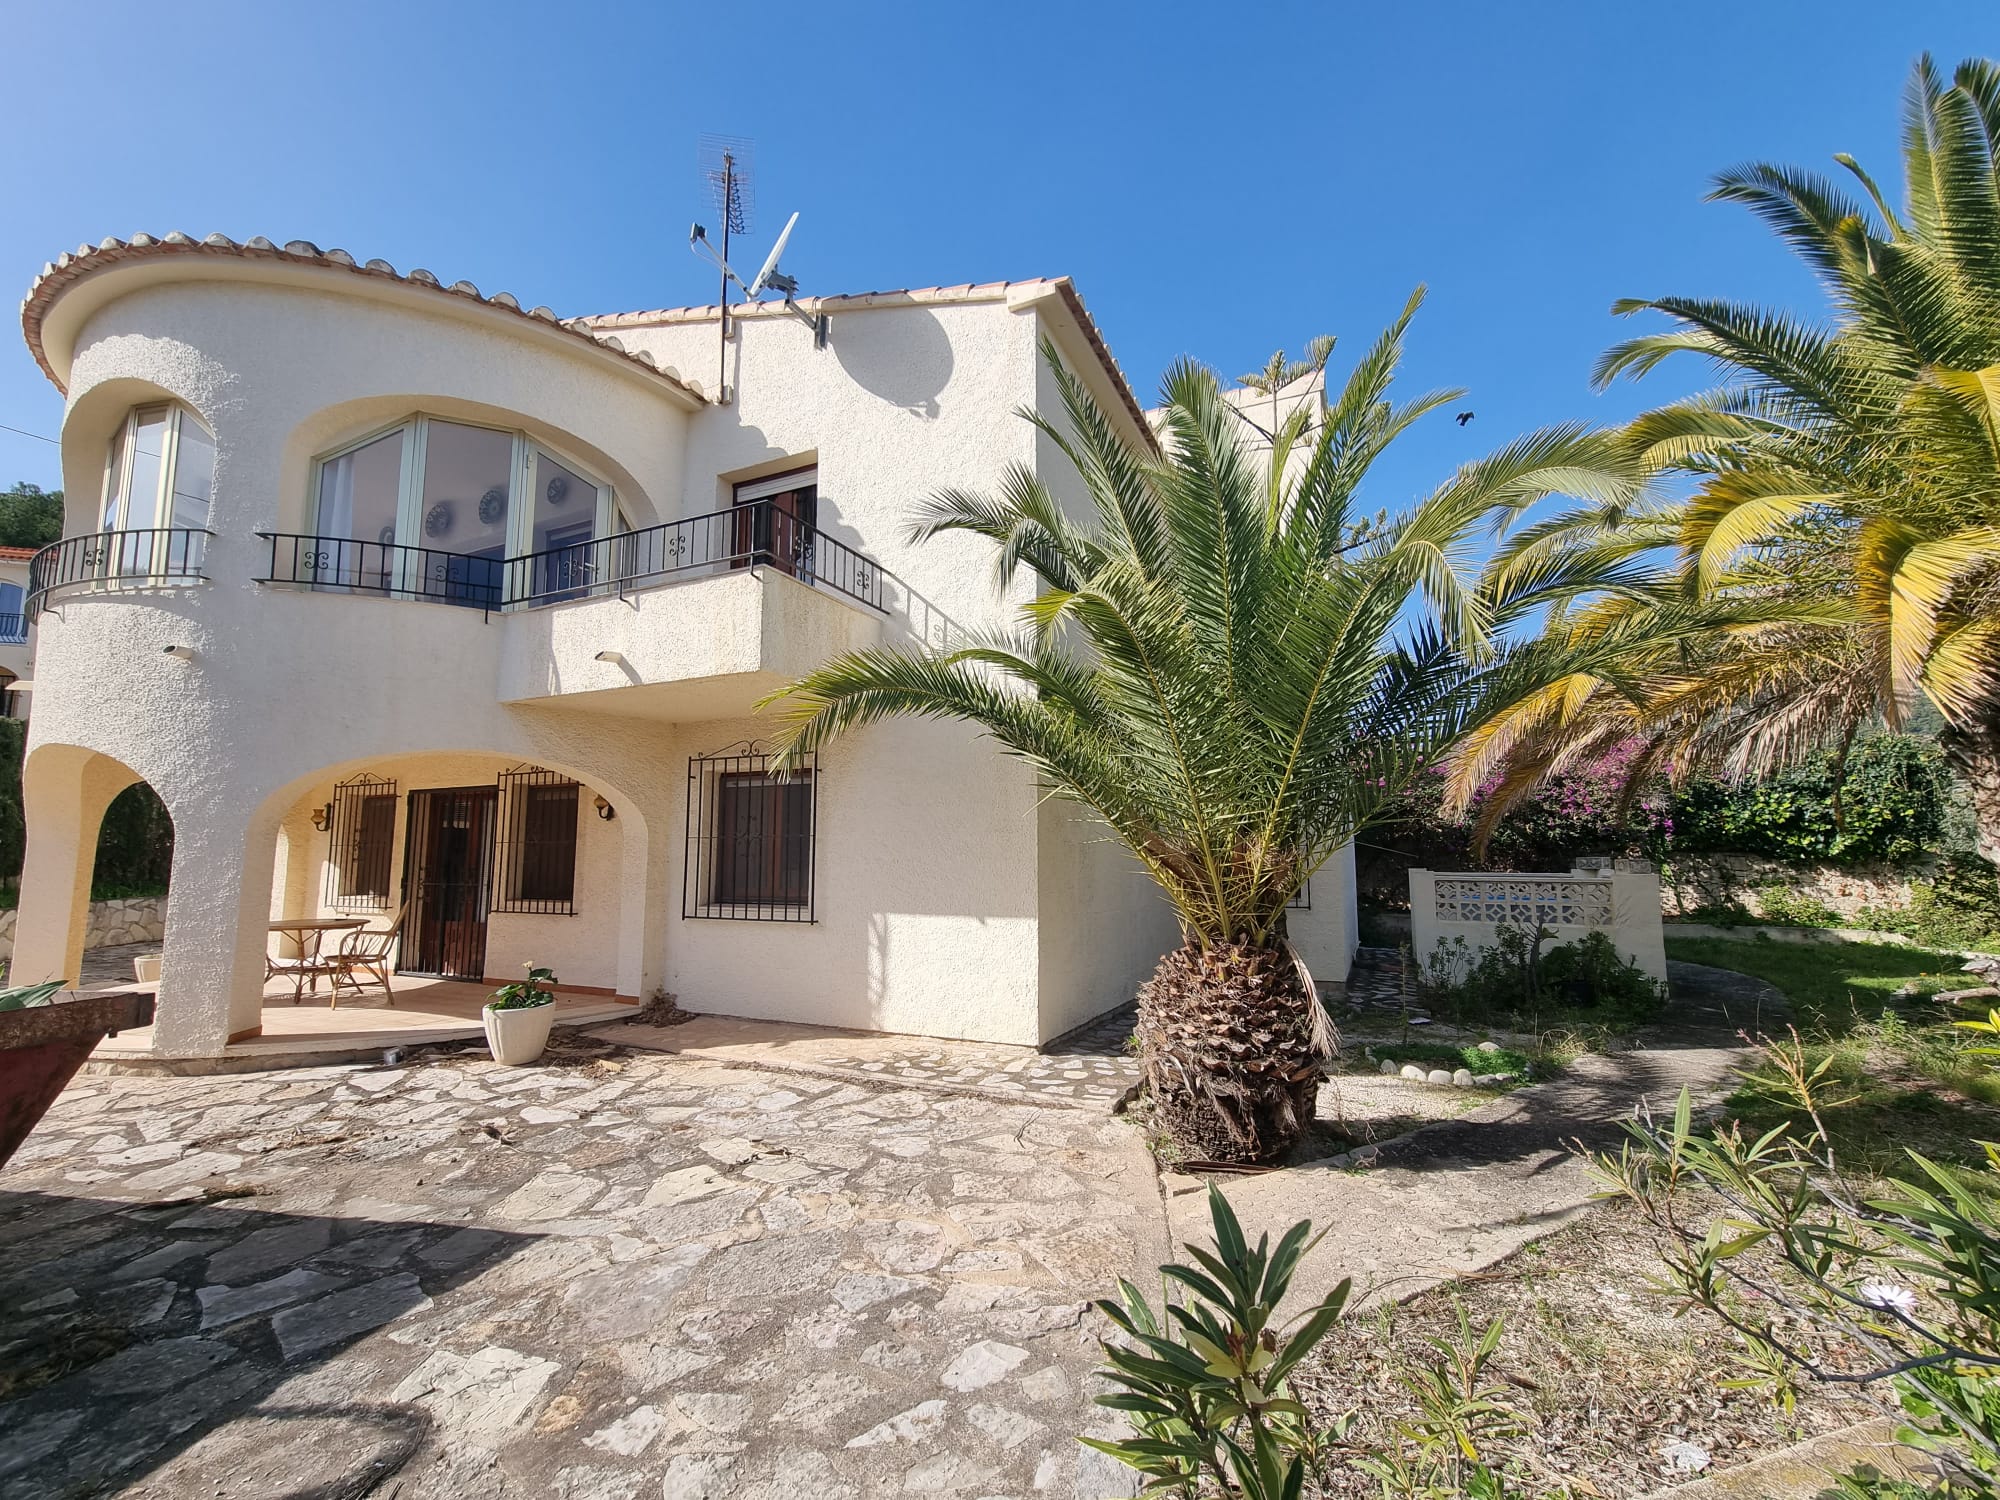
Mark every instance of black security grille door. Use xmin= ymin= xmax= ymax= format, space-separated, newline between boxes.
xmin=405 ymin=787 xmax=497 ymax=979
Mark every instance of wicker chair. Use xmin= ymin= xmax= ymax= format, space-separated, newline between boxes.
xmin=328 ymin=904 xmax=406 ymax=1006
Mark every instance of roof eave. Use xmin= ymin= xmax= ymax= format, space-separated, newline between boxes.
xmin=20 ymin=234 xmax=709 ymax=408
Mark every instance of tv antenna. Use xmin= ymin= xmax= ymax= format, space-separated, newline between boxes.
xmin=690 ymin=136 xmax=828 ymax=399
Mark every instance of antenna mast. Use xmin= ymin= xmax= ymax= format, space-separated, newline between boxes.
xmin=688 ymin=137 xmax=829 ymax=400
xmin=698 ymin=135 xmax=754 ymax=400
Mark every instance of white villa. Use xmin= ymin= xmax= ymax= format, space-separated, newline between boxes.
xmin=11 ymin=232 xmax=1358 ymax=1059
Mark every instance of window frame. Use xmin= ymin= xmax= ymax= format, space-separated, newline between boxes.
xmin=325 ymin=773 xmax=400 ymax=911
xmin=492 ymin=767 xmax=581 ymax=915
xmin=306 ymin=415 xmax=616 ymax=604
xmin=683 ymin=745 xmax=818 ymax=923
xmin=100 ymin=402 xmax=214 ymax=534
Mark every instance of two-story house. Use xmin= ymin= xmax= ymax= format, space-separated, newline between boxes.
xmin=11 ymin=232 xmax=1357 ymax=1059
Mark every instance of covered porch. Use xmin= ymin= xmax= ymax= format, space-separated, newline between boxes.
xmin=81 ymin=943 xmax=636 ymax=1069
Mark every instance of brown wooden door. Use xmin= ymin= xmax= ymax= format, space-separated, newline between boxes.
xmin=731 ymin=479 xmax=817 ymax=579
xmin=403 ymin=787 xmax=497 ymax=979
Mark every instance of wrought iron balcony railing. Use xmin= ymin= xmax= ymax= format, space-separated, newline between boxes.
xmin=256 ymin=532 xmax=502 ymax=610
xmin=502 ymin=498 xmax=885 ymax=612
xmin=42 ymin=502 xmax=889 ymax=624
xmin=27 ymin=528 xmax=212 ymax=613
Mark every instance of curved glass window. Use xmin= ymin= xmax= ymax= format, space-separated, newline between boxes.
xmin=102 ymin=404 xmax=214 ymax=532
xmin=310 ymin=416 xmax=613 ymax=607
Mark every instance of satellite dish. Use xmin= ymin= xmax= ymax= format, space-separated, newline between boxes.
xmin=747 ymin=212 xmax=800 ymax=299
xmin=686 ymin=139 xmax=830 ymax=396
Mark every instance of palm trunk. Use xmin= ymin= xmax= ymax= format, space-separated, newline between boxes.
xmin=1133 ymin=938 xmax=1326 ymax=1165
xmin=1940 ymin=714 xmax=2000 ymax=867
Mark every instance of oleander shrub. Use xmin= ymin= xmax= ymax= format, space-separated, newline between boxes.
xmin=1595 ymin=1040 xmax=2000 ymax=1496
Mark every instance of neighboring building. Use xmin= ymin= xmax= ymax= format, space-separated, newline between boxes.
xmin=12 ymin=232 xmax=1358 ymax=1058
xmin=0 ymin=546 xmax=34 ymax=717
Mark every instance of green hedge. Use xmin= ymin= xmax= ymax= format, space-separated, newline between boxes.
xmin=1357 ymin=732 xmax=1966 ymax=905
xmin=1669 ymin=735 xmax=1948 ymax=866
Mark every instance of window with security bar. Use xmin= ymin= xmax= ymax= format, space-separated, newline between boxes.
xmin=493 ymin=768 xmax=580 ymax=914
xmin=684 ymin=745 xmax=816 ymax=921
xmin=325 ymin=774 xmax=398 ymax=909
xmin=1288 ymin=878 xmax=1311 ymax=911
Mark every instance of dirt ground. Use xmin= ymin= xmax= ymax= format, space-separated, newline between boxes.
xmin=1292 ymin=1197 xmax=1879 ymax=1497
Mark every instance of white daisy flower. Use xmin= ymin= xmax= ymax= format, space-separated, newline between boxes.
xmin=1858 ymin=1281 xmax=1918 ymax=1317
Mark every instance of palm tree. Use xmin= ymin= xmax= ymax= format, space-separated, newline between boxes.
xmin=1449 ymin=56 xmax=2000 ymax=859
xmin=762 ymin=293 xmax=1652 ymax=1163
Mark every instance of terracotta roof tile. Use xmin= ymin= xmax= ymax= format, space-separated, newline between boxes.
xmin=20 ymin=235 xmax=708 ymax=402
xmin=0 ymin=547 xmax=37 ymax=561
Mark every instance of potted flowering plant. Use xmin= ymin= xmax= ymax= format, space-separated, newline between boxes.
xmin=482 ymin=964 xmax=558 ymax=1066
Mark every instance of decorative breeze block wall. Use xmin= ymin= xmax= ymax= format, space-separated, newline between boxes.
xmin=1410 ymin=869 xmax=1667 ymax=983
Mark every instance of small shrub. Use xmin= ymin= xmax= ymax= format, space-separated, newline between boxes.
xmin=1754 ymin=885 xmax=1842 ymax=928
xmin=1422 ymin=925 xmax=1664 ymax=1029
xmin=1594 ymin=1040 xmax=2000 ymax=1495
xmin=1084 ymin=1182 xmax=1350 ymax=1497
xmin=1855 ymin=858 xmax=2000 ymax=950
xmin=1084 ymin=1184 xmax=1526 ymax=1497
xmin=1672 ymin=898 xmax=1758 ymax=926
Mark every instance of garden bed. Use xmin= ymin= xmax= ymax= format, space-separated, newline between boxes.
xmin=1293 ymin=1198 xmax=1880 ymax=1497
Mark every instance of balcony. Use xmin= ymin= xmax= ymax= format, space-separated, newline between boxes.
xmin=254 ymin=498 xmax=886 ymax=616
xmin=27 ymin=528 xmax=212 ymax=612
xmin=0 ymin=614 xmax=25 ymax=646
xmin=28 ymin=504 xmax=891 ymax=723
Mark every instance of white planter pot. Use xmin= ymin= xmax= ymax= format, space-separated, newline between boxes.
xmin=482 ymin=1001 xmax=556 ymax=1066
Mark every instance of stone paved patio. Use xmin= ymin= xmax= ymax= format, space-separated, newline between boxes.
xmin=0 ymin=1047 xmax=1164 ymax=1497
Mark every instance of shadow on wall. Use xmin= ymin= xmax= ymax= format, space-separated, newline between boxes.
xmin=833 ymin=307 xmax=953 ymax=417
xmin=0 ymin=1190 xmax=537 ymax=1499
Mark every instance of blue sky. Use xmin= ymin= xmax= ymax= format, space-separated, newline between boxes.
xmin=3 ymin=1 xmax=1995 ymax=509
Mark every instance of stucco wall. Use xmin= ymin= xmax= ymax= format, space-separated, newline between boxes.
xmin=1033 ymin=795 xmax=1178 ymax=1042
xmin=17 ymin=267 xmax=1245 ymax=1055
xmin=1409 ymin=867 xmax=1669 ymax=985
xmin=599 ymin=299 xmax=1042 ymax=638
xmin=1287 ymin=843 xmax=1360 ymax=983
xmin=658 ymin=713 xmax=1046 ymax=1044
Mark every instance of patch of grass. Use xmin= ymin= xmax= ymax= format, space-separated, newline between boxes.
xmin=1725 ymin=1044 xmax=2000 ymax=1175
xmin=1663 ymin=934 xmax=1967 ymax=1034
xmin=1667 ymin=936 xmax=2000 ymax=1174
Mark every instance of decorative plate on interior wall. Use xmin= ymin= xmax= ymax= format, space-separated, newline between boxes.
xmin=545 ymin=475 xmax=570 ymax=505
xmin=478 ymin=487 xmax=507 ymax=525
xmin=425 ymin=502 xmax=453 ymax=538
xmin=377 ymin=525 xmax=396 ymax=547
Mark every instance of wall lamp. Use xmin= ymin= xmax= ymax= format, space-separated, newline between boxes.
xmin=161 ymin=644 xmax=196 ymax=660
xmin=594 ymin=795 xmax=616 ymax=822
xmin=594 ymin=650 xmax=626 ymax=666
xmin=310 ymin=803 xmax=333 ymax=832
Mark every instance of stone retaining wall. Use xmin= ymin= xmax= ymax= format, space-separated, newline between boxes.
xmin=0 ymin=895 xmax=167 ymax=960
xmin=1665 ymin=854 xmax=1916 ymax=918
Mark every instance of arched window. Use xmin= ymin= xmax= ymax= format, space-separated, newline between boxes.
xmin=310 ymin=416 xmax=615 ymax=606
xmin=101 ymin=404 xmax=215 ymax=532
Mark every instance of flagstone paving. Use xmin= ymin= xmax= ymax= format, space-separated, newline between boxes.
xmin=0 ymin=1048 xmax=1164 ymax=1498
xmin=593 ymin=950 xmax=1408 ymax=1116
